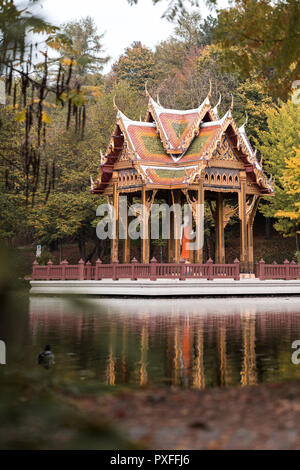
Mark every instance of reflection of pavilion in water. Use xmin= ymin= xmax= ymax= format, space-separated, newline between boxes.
xmin=29 ymin=298 xmax=300 ymax=389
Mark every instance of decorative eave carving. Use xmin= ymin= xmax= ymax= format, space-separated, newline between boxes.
xmin=187 ymin=160 xmax=207 ymax=184
xmin=115 ymin=113 xmax=135 ymax=156
xmin=134 ymin=163 xmax=149 ymax=184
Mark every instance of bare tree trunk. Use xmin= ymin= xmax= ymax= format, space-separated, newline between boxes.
xmin=78 ymin=240 xmax=86 ymax=260
xmin=86 ymin=245 xmax=96 ymax=263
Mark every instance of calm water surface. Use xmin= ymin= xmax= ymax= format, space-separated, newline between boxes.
xmin=3 ymin=297 xmax=300 ymax=389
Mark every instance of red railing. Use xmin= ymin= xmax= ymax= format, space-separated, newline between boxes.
xmin=255 ymin=259 xmax=300 ymax=280
xmin=32 ymin=258 xmax=300 ymax=282
xmin=32 ymin=257 xmax=241 ymax=281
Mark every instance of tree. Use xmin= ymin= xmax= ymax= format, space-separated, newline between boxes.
xmin=196 ymin=44 xmax=240 ymax=111
xmin=234 ymin=79 xmax=273 ymax=147
xmin=0 ymin=0 xmax=55 ymax=72
xmin=152 ymin=39 xmax=241 ymax=110
xmin=128 ymin=0 xmax=300 ymax=99
xmin=0 ymin=187 xmax=25 ymax=243
xmin=276 ymin=141 xmax=300 ymax=252
xmin=112 ymin=42 xmax=156 ymax=93
xmin=154 ymin=47 xmax=210 ymax=108
xmin=24 ymin=80 xmax=145 ymax=260
xmin=200 ymin=15 xmax=217 ymax=46
xmin=26 ymin=102 xmax=101 ymax=258
xmin=174 ymin=11 xmax=216 ymax=48
xmin=154 ymin=38 xmax=188 ymax=81
xmin=97 ymin=80 xmax=146 ymax=148
xmin=61 ymin=16 xmax=109 ymax=79
xmin=257 ymin=100 xmax=300 ymax=250
xmin=214 ymin=0 xmax=300 ymax=99
xmin=127 ymin=0 xmax=204 ymax=21
xmin=0 ymin=1 xmax=88 ymax=204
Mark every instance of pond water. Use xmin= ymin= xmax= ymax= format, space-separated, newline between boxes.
xmin=3 ymin=296 xmax=300 ymax=389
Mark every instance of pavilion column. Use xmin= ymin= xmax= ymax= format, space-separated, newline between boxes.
xmin=141 ymin=186 xmax=150 ymax=264
xmin=127 ymin=194 xmax=134 ymax=263
xmin=196 ymin=179 xmax=205 ymax=264
xmin=174 ymin=190 xmax=181 ymax=263
xmin=119 ymin=193 xmax=130 ymax=264
xmin=215 ymin=192 xmax=225 ymax=264
xmin=123 ymin=230 xmax=131 ymax=263
xmin=168 ymin=192 xmax=175 ymax=263
xmin=111 ymin=180 xmax=119 ymax=263
xmin=188 ymin=191 xmax=195 ymax=262
xmin=247 ymin=220 xmax=254 ymax=266
xmin=122 ymin=196 xmax=131 ymax=264
xmin=247 ymin=196 xmax=260 ymax=268
xmin=239 ymin=172 xmax=247 ymax=264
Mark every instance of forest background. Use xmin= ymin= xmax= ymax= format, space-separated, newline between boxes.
xmin=0 ymin=0 xmax=299 ymax=272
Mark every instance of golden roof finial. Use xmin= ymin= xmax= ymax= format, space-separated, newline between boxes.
xmin=230 ymin=94 xmax=234 ymax=112
xmin=207 ymin=79 xmax=212 ymax=99
xmin=157 ymin=92 xmax=161 ymax=106
xmin=113 ymin=95 xmax=119 ymax=112
xmin=260 ymin=155 xmax=264 ymax=167
xmin=213 ymin=93 xmax=222 ymax=118
xmin=145 ymin=80 xmax=150 ymax=98
xmin=100 ymin=149 xmax=106 ymax=164
xmin=242 ymin=111 xmax=248 ymax=129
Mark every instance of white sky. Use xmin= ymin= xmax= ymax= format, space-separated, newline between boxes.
xmin=35 ymin=0 xmax=226 ymax=71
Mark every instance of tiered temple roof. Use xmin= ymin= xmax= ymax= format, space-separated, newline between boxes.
xmin=91 ymin=89 xmax=273 ymax=195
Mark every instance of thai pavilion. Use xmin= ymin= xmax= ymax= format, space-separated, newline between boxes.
xmin=91 ymin=86 xmax=274 ymax=270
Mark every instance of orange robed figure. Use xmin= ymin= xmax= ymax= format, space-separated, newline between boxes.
xmin=180 ymin=215 xmax=193 ymax=262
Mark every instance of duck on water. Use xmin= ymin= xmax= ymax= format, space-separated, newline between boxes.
xmin=38 ymin=345 xmax=55 ymax=369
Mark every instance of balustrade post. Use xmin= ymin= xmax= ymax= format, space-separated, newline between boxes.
xmin=47 ymin=260 xmax=53 ymax=280
xmin=207 ymin=258 xmax=214 ymax=281
xmin=259 ymin=259 xmax=265 ymax=280
xmin=131 ymin=258 xmax=138 ymax=281
xmin=95 ymin=258 xmax=102 ymax=280
xmin=86 ymin=261 xmax=92 ymax=280
xmin=32 ymin=260 xmax=38 ymax=280
xmin=150 ymin=257 xmax=157 ymax=281
xmin=60 ymin=260 xmax=68 ymax=280
xmin=234 ymin=258 xmax=240 ymax=281
xmin=284 ymin=259 xmax=290 ymax=280
xmin=112 ymin=259 xmax=119 ymax=281
xmin=179 ymin=259 xmax=186 ymax=281
xmin=78 ymin=259 xmax=85 ymax=281
xmin=290 ymin=260 xmax=296 ymax=280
